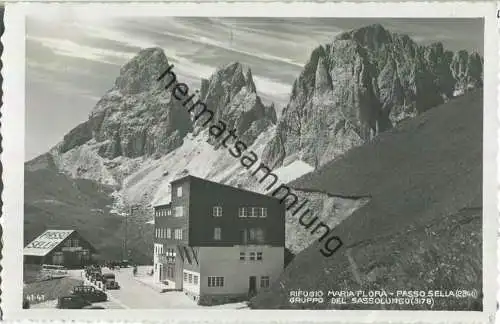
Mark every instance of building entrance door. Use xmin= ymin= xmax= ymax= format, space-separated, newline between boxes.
xmin=248 ymin=276 xmax=257 ymax=297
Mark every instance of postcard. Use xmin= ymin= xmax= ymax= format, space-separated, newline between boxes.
xmin=1 ymin=2 xmax=498 ymax=323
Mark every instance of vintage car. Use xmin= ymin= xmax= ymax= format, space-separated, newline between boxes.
xmin=57 ymin=295 xmax=92 ymax=309
xmin=71 ymin=285 xmax=107 ymax=303
xmin=101 ymin=273 xmax=120 ymax=290
xmin=106 ymin=280 xmax=120 ymax=290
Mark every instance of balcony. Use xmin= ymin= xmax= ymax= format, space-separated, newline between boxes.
xmin=158 ymin=254 xmax=176 ymax=264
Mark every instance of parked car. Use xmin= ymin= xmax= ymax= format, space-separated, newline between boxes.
xmin=91 ymin=273 xmax=103 ymax=282
xmin=119 ymin=260 xmax=130 ymax=268
xmin=105 ymin=280 xmax=120 ymax=290
xmin=101 ymin=273 xmax=120 ymax=290
xmin=57 ymin=295 xmax=92 ymax=309
xmin=71 ymin=285 xmax=107 ymax=302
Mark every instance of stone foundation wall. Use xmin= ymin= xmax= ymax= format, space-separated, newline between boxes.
xmin=197 ymin=293 xmax=248 ymax=306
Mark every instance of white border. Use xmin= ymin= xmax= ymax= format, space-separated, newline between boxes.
xmin=2 ymin=2 xmax=498 ymax=323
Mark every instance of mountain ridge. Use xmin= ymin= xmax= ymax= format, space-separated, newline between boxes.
xmin=25 ymin=24 xmax=483 ymax=266
xmin=250 ymin=89 xmax=482 ymax=310
xmin=261 ymin=23 xmax=483 ymax=169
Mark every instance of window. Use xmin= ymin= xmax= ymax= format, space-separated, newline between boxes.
xmin=238 ymin=207 xmax=248 ymax=218
xmin=183 ymin=272 xmax=188 ymax=282
xmin=240 ymin=229 xmax=247 ymax=244
xmin=256 ymin=228 xmax=265 ymax=243
xmin=260 ymin=208 xmax=267 ymax=218
xmin=249 ymin=207 xmax=258 ymax=218
xmin=208 ymin=276 xmax=224 ymax=287
xmin=213 ymin=206 xmax=222 ymax=217
xmin=174 ymin=229 xmax=183 ymax=240
xmin=70 ymin=239 xmax=79 ymax=247
xmin=168 ymin=209 xmax=172 ymax=216
xmin=194 ymin=275 xmax=198 ymax=285
xmin=177 ymin=186 xmax=183 ymax=197
xmin=257 ymin=252 xmax=263 ymax=261
xmin=189 ymin=274 xmax=193 ymax=283
xmin=166 ymin=228 xmax=171 ymax=239
xmin=260 ymin=276 xmax=270 ymax=288
xmin=247 ymin=228 xmax=265 ymax=243
xmin=175 ymin=206 xmax=184 ymax=217
xmin=249 ymin=252 xmax=256 ymax=261
xmin=239 ymin=252 xmax=245 ymax=261
xmin=249 ymin=228 xmax=256 ymax=241
xmin=214 ymin=227 xmax=221 ymax=240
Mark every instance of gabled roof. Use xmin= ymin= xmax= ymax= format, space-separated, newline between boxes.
xmin=23 ymin=230 xmax=75 ymax=257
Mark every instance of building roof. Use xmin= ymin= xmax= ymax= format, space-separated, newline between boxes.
xmin=179 ymin=175 xmax=283 ymax=201
xmin=153 ymin=174 xmax=286 ymax=209
xmin=23 ymin=230 xmax=75 ymax=257
xmin=153 ymin=201 xmax=171 ymax=209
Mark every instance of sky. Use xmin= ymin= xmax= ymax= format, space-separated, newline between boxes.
xmin=25 ymin=13 xmax=484 ymax=161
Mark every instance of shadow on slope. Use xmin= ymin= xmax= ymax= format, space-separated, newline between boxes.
xmin=250 ymin=90 xmax=483 ymax=310
xmin=24 ymin=157 xmax=153 ymax=264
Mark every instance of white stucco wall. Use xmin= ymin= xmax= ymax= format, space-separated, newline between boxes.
xmin=153 ymin=243 xmax=163 ymax=282
xmin=197 ymin=246 xmax=284 ymax=296
xmin=182 ymin=269 xmax=201 ymax=295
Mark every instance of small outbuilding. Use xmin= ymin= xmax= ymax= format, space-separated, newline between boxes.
xmin=24 ymin=230 xmax=97 ymax=268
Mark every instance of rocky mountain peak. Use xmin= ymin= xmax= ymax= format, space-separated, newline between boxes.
xmin=337 ymin=23 xmax=392 ymax=51
xmin=245 ymin=68 xmax=257 ymax=93
xmin=57 ymin=47 xmax=193 ymax=159
xmin=262 ymin=24 xmax=483 ymax=170
xmin=198 ymin=61 xmax=277 ymax=146
xmin=114 ymin=47 xmax=170 ymax=95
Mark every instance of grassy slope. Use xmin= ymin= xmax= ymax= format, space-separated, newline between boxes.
xmin=250 ymin=90 xmax=483 ymax=310
xmin=24 ymin=157 xmax=153 ymax=264
xmin=24 ymin=277 xmax=83 ymax=304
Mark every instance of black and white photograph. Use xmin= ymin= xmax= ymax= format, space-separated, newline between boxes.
xmin=1 ymin=2 xmax=498 ymax=322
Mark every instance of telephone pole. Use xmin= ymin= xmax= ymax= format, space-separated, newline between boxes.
xmin=124 ymin=206 xmax=129 ymax=260
xmin=123 ymin=205 xmax=139 ymax=261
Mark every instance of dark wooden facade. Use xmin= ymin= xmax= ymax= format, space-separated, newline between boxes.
xmin=24 ymin=231 xmax=97 ymax=269
xmin=153 ymin=175 xmax=285 ymax=289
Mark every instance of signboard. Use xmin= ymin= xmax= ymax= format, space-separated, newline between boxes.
xmin=24 ymin=230 xmax=74 ymax=257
